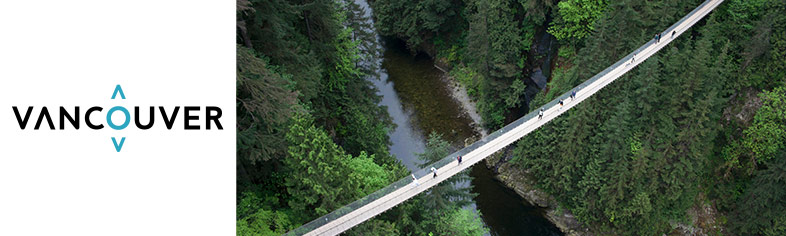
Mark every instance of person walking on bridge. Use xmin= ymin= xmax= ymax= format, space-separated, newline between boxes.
xmin=457 ymin=155 xmax=462 ymax=165
xmin=571 ymin=89 xmax=577 ymax=101
xmin=431 ymin=167 xmax=437 ymax=178
xmin=412 ymin=174 xmax=419 ymax=187
xmin=559 ymin=99 xmax=564 ymax=111
xmin=538 ymin=108 xmax=544 ymax=120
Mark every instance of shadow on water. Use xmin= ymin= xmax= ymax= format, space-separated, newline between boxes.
xmin=377 ymin=37 xmax=562 ymax=236
xmin=470 ymin=164 xmax=563 ymax=236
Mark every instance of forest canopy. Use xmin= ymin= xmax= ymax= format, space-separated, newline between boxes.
xmin=238 ymin=0 xmax=786 ymax=234
xmin=372 ymin=0 xmax=786 ymax=234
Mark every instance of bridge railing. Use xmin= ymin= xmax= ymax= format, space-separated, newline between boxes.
xmin=284 ymin=0 xmax=717 ymax=234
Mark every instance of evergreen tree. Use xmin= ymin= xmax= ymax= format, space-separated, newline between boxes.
xmin=417 ymin=132 xmax=475 ymax=212
xmin=371 ymin=0 xmax=464 ymax=52
xmin=236 ymin=45 xmax=297 ymax=165
xmin=240 ymin=0 xmax=324 ymax=101
xmin=433 ymin=209 xmax=489 ymax=236
xmin=485 ymin=0 xmax=523 ymax=79
xmin=548 ymin=0 xmax=607 ymax=42
xmin=284 ymin=113 xmax=391 ymax=217
xmin=730 ymin=151 xmax=786 ymax=235
xmin=517 ymin=0 xmax=558 ymax=25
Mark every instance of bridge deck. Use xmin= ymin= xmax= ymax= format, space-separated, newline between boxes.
xmin=287 ymin=0 xmax=725 ymax=235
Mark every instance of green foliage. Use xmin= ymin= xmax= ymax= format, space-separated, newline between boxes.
xmin=284 ymin=113 xmax=356 ymax=216
xmin=450 ymin=64 xmax=482 ymax=98
xmin=239 ymin=0 xmax=326 ymax=101
xmin=371 ymin=0 xmax=465 ymax=51
xmin=239 ymin=0 xmax=395 ymax=164
xmin=346 ymin=152 xmax=394 ymax=197
xmin=742 ymin=86 xmax=786 ymax=162
xmin=627 ymin=134 xmax=642 ymax=156
xmin=764 ymin=214 xmax=786 ymax=236
xmin=515 ymin=0 xmax=733 ymax=234
xmin=717 ymin=0 xmax=786 ymax=89
xmin=236 ymin=44 xmax=298 ymax=205
xmin=729 ymin=151 xmax=786 ymax=235
xmin=434 ymin=209 xmax=489 ymax=236
xmin=722 ymin=85 xmax=786 ymax=173
xmin=417 ymin=133 xmax=475 ymax=211
xmin=557 ymin=45 xmax=576 ymax=59
xmin=724 ymin=0 xmax=767 ymax=32
xmin=525 ymin=65 xmax=578 ymax=109
xmin=464 ymin=0 xmax=555 ymax=129
xmin=284 ymin=113 xmax=391 ymax=217
xmin=345 ymin=219 xmax=400 ymax=236
xmin=504 ymin=79 xmax=528 ymax=108
xmin=236 ymin=0 xmax=410 ymax=234
xmin=479 ymin=0 xmax=523 ymax=79
xmin=437 ymin=44 xmax=463 ymax=66
xmin=236 ymin=45 xmax=297 ymax=164
xmin=236 ymin=208 xmax=295 ymax=236
xmin=236 ymin=186 xmax=297 ymax=235
xmin=517 ymin=0 xmax=558 ymax=25
xmin=464 ymin=0 xmax=491 ymax=72
xmin=347 ymin=132 xmax=488 ymax=235
xmin=238 ymin=0 xmax=786 ymax=234
xmin=342 ymin=0 xmax=382 ymax=76
xmin=548 ymin=0 xmax=607 ymax=42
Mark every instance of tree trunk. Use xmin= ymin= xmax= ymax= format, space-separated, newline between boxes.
xmin=237 ymin=20 xmax=253 ymax=48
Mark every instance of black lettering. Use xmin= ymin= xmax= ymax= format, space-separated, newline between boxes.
xmin=184 ymin=106 xmax=199 ymax=130
xmin=59 ymin=106 xmax=79 ymax=130
xmin=85 ymin=106 xmax=104 ymax=129
xmin=206 ymin=106 xmax=223 ymax=130
xmin=34 ymin=107 xmax=55 ymax=130
xmin=160 ymin=106 xmax=179 ymax=130
xmin=12 ymin=106 xmax=33 ymax=129
xmin=135 ymin=106 xmax=154 ymax=130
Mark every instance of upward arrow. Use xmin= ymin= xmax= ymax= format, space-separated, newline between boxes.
xmin=112 ymin=84 xmax=126 ymax=99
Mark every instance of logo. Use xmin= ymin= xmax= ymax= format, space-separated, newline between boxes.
xmin=11 ymin=85 xmax=223 ymax=152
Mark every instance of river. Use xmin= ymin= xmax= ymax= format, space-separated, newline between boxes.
xmin=352 ymin=1 xmax=563 ymax=235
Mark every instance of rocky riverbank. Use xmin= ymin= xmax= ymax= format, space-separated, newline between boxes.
xmin=484 ymin=149 xmax=592 ymax=236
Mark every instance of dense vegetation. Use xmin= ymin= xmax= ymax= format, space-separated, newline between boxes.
xmin=371 ymin=0 xmax=786 ymax=235
xmin=238 ymin=0 xmax=785 ymax=234
xmin=236 ymin=0 xmax=487 ymax=235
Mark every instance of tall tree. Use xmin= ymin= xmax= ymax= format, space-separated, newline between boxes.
xmin=730 ymin=151 xmax=786 ymax=235
xmin=417 ymin=132 xmax=475 ymax=212
xmin=548 ymin=0 xmax=607 ymax=42
xmin=236 ymin=45 xmax=298 ymax=165
xmin=371 ymin=0 xmax=464 ymax=53
xmin=284 ymin=113 xmax=391 ymax=217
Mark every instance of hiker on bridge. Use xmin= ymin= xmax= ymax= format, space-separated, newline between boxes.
xmin=412 ymin=174 xmax=419 ymax=187
xmin=571 ymin=89 xmax=577 ymax=101
xmin=431 ymin=167 xmax=437 ymax=178
xmin=672 ymin=30 xmax=676 ymax=38
xmin=559 ymin=99 xmax=564 ymax=111
xmin=457 ymin=155 xmax=462 ymax=165
xmin=538 ymin=108 xmax=544 ymax=120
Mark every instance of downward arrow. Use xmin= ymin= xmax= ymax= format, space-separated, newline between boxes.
xmin=112 ymin=137 xmax=126 ymax=152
